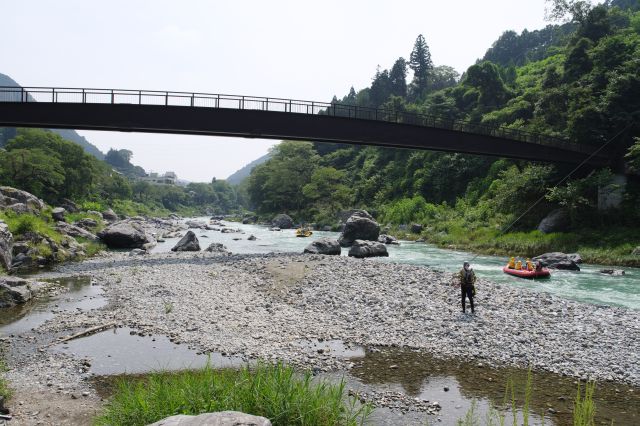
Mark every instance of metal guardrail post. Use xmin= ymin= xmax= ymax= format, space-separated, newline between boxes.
xmin=138 ymin=90 xmax=142 ymax=105
xmin=82 ymin=89 xmax=86 ymax=103
xmin=51 ymin=88 xmax=55 ymax=103
xmin=111 ymin=89 xmax=114 ymax=104
xmin=165 ymin=92 xmax=168 ymax=106
xmin=190 ymin=93 xmax=194 ymax=107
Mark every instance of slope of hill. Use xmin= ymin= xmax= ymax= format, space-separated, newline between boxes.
xmin=226 ymin=152 xmax=272 ymax=185
xmin=0 ymin=73 xmax=104 ymax=159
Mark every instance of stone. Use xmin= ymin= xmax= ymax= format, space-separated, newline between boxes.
xmin=129 ymin=248 xmax=147 ymax=256
xmin=56 ymin=222 xmax=99 ymax=241
xmin=51 ymin=207 xmax=66 ymax=221
xmin=0 ymin=220 xmax=13 ymax=272
xmin=205 ymin=243 xmax=231 ymax=254
xmin=600 ymin=269 xmax=625 ymax=276
xmin=339 ymin=209 xmax=373 ymax=224
xmin=378 ymin=234 xmax=400 ymax=245
xmin=410 ymin=224 xmax=423 ymax=234
xmin=186 ymin=220 xmax=208 ymax=229
xmin=537 ymin=209 xmax=570 ymax=234
xmin=0 ymin=186 xmax=46 ymax=212
xmin=271 ymin=214 xmax=294 ymax=229
xmin=98 ymin=222 xmax=153 ymax=249
xmin=11 ymin=241 xmax=28 ymax=256
xmin=171 ymin=231 xmax=200 ymax=252
xmin=60 ymin=198 xmax=79 ymax=213
xmin=74 ymin=218 xmax=99 ymax=230
xmin=0 ymin=276 xmax=32 ymax=307
xmin=632 ymin=247 xmax=640 ymax=256
xmin=532 ymin=252 xmax=580 ymax=271
xmin=6 ymin=203 xmax=29 ymax=215
xmin=269 ymin=227 xmax=281 ymax=232
xmin=338 ymin=212 xmax=380 ymax=247
xmin=147 ymin=411 xmax=272 ymax=426
xmin=248 ymin=235 xmax=257 ymax=241
xmin=348 ymin=239 xmax=389 ymax=258
xmin=102 ymin=209 xmax=118 ymax=222
xmin=304 ymin=238 xmax=341 ymax=255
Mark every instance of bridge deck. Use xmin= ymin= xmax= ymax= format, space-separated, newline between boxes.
xmin=0 ymin=86 xmax=612 ymax=166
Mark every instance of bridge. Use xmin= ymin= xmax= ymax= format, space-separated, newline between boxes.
xmin=0 ymin=86 xmax=613 ymax=166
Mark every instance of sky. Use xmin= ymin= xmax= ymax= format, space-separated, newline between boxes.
xmin=2 ymin=0 xmax=554 ymax=182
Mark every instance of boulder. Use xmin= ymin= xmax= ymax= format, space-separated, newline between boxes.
xmin=0 ymin=186 xmax=46 ymax=212
xmin=102 ymin=208 xmax=118 ymax=222
xmin=269 ymin=227 xmax=281 ymax=232
xmin=378 ymin=234 xmax=400 ymax=245
xmin=0 ymin=276 xmax=32 ymax=308
xmin=98 ymin=222 xmax=153 ymax=249
xmin=0 ymin=220 xmax=13 ymax=272
xmin=6 ymin=203 xmax=30 ymax=215
xmin=410 ymin=224 xmax=423 ymax=234
xmin=247 ymin=235 xmax=257 ymax=241
xmin=171 ymin=231 xmax=201 ymax=252
xmin=304 ymin=238 xmax=341 ymax=255
xmin=532 ymin=252 xmax=581 ymax=271
xmin=12 ymin=241 xmax=29 ymax=256
xmin=129 ymin=248 xmax=146 ymax=256
xmin=186 ymin=220 xmax=208 ymax=229
xmin=348 ymin=239 xmax=389 ymax=258
xmin=537 ymin=209 xmax=570 ymax=234
xmin=147 ymin=411 xmax=271 ymax=426
xmin=339 ymin=209 xmax=373 ymax=224
xmin=60 ymin=198 xmax=79 ymax=213
xmin=632 ymin=247 xmax=640 ymax=256
xmin=600 ymin=269 xmax=625 ymax=276
xmin=205 ymin=242 xmax=231 ymax=254
xmin=56 ymin=222 xmax=98 ymax=241
xmin=567 ymin=253 xmax=582 ymax=264
xmin=272 ymin=214 xmax=294 ymax=229
xmin=56 ymin=222 xmax=99 ymax=241
xmin=74 ymin=218 xmax=99 ymax=230
xmin=338 ymin=212 xmax=380 ymax=247
xmin=51 ymin=207 xmax=66 ymax=221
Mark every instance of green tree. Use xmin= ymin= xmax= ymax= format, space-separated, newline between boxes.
xmin=408 ymin=34 xmax=433 ymax=99
xmin=302 ymin=167 xmax=353 ymax=219
xmin=0 ymin=148 xmax=65 ymax=199
xmin=389 ymin=57 xmax=408 ymax=98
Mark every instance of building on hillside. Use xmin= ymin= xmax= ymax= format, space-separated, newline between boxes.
xmin=141 ymin=171 xmax=177 ymax=185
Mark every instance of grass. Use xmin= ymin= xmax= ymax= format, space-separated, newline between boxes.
xmin=95 ymin=362 xmax=372 ymax=426
xmin=0 ymin=357 xmax=12 ymax=401
xmin=456 ymin=371 xmax=599 ymax=426
xmin=0 ymin=211 xmax=63 ymax=243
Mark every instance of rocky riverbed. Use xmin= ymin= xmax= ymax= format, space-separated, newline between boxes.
xmin=1 ymin=251 xmax=640 ymax=423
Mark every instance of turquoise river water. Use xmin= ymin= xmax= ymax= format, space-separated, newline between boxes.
xmin=153 ymin=219 xmax=640 ymax=310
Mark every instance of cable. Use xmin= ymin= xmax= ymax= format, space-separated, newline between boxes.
xmin=468 ymin=122 xmax=635 ymax=263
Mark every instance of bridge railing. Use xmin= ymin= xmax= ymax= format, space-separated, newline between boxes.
xmin=0 ymin=86 xmax=596 ymax=155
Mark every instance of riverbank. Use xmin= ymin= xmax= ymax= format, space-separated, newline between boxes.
xmin=16 ymin=252 xmax=640 ymax=382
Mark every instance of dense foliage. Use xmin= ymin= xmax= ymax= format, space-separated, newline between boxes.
xmin=246 ymin=2 xmax=640 ymax=259
xmin=0 ymin=128 xmax=244 ymax=216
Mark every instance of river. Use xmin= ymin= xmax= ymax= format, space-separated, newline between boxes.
xmin=152 ymin=219 xmax=640 ymax=310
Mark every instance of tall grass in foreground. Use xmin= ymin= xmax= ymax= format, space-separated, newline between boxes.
xmin=456 ymin=370 xmax=599 ymax=426
xmin=95 ymin=362 xmax=372 ymax=426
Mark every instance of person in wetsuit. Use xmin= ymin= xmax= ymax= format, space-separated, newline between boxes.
xmin=458 ymin=261 xmax=476 ymax=314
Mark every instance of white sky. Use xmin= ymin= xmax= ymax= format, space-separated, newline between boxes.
xmin=2 ymin=0 xmax=552 ymax=182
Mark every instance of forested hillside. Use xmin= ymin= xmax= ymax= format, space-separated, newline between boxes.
xmin=246 ymin=0 xmax=640 ymax=265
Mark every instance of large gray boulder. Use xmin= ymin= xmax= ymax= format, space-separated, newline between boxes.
xmin=272 ymin=214 xmax=294 ymax=229
xmin=205 ymin=242 xmax=231 ymax=254
xmin=56 ymin=222 xmax=99 ymax=241
xmin=102 ymin=208 xmax=118 ymax=222
xmin=632 ymin=247 xmax=640 ymax=256
xmin=51 ymin=207 xmax=66 ymax=221
xmin=537 ymin=209 xmax=570 ymax=234
xmin=98 ymin=222 xmax=153 ymax=249
xmin=338 ymin=211 xmax=380 ymax=247
xmin=0 ymin=276 xmax=32 ymax=308
xmin=304 ymin=238 xmax=341 ymax=255
xmin=533 ymin=252 xmax=581 ymax=271
xmin=0 ymin=220 xmax=13 ymax=272
xmin=60 ymin=198 xmax=79 ymax=213
xmin=339 ymin=209 xmax=373 ymax=224
xmin=378 ymin=234 xmax=400 ymax=245
xmin=74 ymin=218 xmax=99 ymax=230
xmin=0 ymin=186 xmax=46 ymax=212
xmin=171 ymin=231 xmax=201 ymax=252
xmin=147 ymin=411 xmax=271 ymax=426
xmin=348 ymin=239 xmax=389 ymax=258
xmin=410 ymin=224 xmax=423 ymax=234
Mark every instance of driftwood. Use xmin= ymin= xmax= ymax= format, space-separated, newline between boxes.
xmin=41 ymin=322 xmax=117 ymax=349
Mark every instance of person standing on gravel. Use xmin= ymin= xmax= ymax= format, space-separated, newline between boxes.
xmin=458 ymin=261 xmax=476 ymax=314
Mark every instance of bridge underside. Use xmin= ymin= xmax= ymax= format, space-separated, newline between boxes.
xmin=0 ymin=103 xmax=611 ymax=166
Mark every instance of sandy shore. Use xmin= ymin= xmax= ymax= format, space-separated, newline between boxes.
xmin=2 ymin=251 xmax=640 ymax=424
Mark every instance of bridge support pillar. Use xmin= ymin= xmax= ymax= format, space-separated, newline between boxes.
xmin=597 ymin=174 xmax=627 ymax=210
